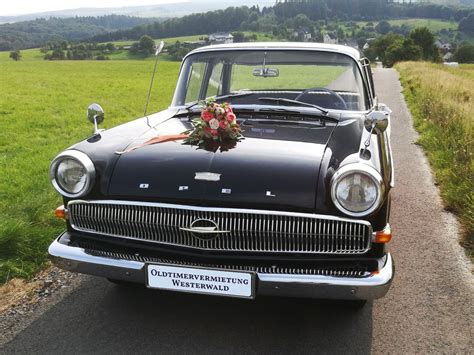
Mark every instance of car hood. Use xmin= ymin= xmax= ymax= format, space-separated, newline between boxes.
xmin=107 ymin=116 xmax=336 ymax=210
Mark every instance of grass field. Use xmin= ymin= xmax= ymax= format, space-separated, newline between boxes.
xmin=0 ymin=60 xmax=180 ymax=283
xmin=110 ymin=34 xmax=207 ymax=47
xmin=0 ymin=35 xmax=207 ymax=63
xmin=356 ymin=18 xmax=458 ymax=33
xmin=396 ymin=62 xmax=473 ymax=257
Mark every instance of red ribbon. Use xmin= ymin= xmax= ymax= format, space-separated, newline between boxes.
xmin=116 ymin=134 xmax=189 ymax=155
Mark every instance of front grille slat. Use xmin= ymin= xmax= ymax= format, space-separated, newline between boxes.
xmin=81 ymin=245 xmax=371 ymax=278
xmin=68 ymin=201 xmax=372 ymax=255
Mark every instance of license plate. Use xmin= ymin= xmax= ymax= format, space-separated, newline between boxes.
xmin=147 ymin=264 xmax=255 ymax=298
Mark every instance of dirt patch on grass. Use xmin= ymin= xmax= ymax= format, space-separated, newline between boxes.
xmin=0 ymin=277 xmax=42 ymax=314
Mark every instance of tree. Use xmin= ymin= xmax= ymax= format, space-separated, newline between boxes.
xmin=293 ymin=14 xmax=312 ymax=29
xmin=371 ymin=32 xmax=404 ymax=65
xmin=454 ymin=44 xmax=474 ymax=63
xmin=138 ymin=35 xmax=155 ymax=55
xmin=106 ymin=42 xmax=116 ymax=51
xmin=9 ymin=50 xmax=21 ymax=61
xmin=375 ymin=21 xmax=391 ymax=35
xmin=385 ymin=38 xmax=422 ymax=67
xmin=231 ymin=32 xmax=246 ymax=43
xmin=409 ymin=27 xmax=439 ymax=61
xmin=459 ymin=13 xmax=474 ymax=35
xmin=45 ymin=48 xmax=65 ymax=60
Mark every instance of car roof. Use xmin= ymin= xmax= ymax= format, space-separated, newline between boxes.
xmin=187 ymin=42 xmax=362 ymax=61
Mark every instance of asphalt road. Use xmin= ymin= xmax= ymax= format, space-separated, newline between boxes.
xmin=2 ymin=69 xmax=473 ymax=354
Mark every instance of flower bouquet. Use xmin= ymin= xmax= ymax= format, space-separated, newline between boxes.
xmin=184 ymin=100 xmax=242 ymax=147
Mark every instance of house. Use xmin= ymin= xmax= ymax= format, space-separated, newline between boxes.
xmin=209 ymin=33 xmax=234 ymax=45
xmin=293 ymin=27 xmax=312 ymax=42
xmin=435 ymin=40 xmax=452 ymax=54
xmin=323 ymin=32 xmax=338 ymax=45
xmin=443 ymin=52 xmax=454 ymax=62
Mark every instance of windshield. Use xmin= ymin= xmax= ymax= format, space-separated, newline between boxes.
xmin=172 ymin=50 xmax=369 ymax=111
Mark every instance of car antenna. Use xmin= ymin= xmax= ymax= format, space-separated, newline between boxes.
xmin=144 ymin=41 xmax=165 ymax=127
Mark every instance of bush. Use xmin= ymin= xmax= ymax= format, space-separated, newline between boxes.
xmin=9 ymin=50 xmax=21 ymax=61
xmin=385 ymin=38 xmax=422 ymax=68
xmin=454 ymin=44 xmax=474 ymax=64
xmin=45 ymin=48 xmax=65 ymax=60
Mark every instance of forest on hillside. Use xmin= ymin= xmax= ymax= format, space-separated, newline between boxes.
xmin=0 ymin=15 xmax=156 ymax=50
xmin=1 ymin=0 xmax=473 ymax=50
xmin=90 ymin=0 xmax=473 ymax=43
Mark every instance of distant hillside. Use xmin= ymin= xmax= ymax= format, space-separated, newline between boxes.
xmin=91 ymin=1 xmax=473 ymax=43
xmin=389 ymin=0 xmax=474 ymax=6
xmin=0 ymin=15 xmax=156 ymax=50
xmin=0 ymin=1 xmax=276 ymax=24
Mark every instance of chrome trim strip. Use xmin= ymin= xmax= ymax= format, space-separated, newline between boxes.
xmin=68 ymin=200 xmax=372 ymax=225
xmin=179 ymin=227 xmax=231 ymax=234
xmin=67 ymin=200 xmax=373 ymax=255
xmin=48 ymin=235 xmax=393 ymax=300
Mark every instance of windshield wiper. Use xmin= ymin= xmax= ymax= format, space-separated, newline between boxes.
xmin=185 ymin=92 xmax=254 ymax=110
xmin=258 ymin=97 xmax=329 ymax=115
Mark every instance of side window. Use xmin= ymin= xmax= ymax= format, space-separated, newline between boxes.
xmin=206 ymin=62 xmax=223 ymax=98
xmin=185 ymin=62 xmax=206 ymax=104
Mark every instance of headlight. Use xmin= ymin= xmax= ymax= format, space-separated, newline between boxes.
xmin=331 ymin=164 xmax=384 ymax=217
xmin=50 ymin=150 xmax=95 ymax=198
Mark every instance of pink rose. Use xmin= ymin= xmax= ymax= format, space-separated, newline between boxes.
xmin=225 ymin=107 xmax=233 ymax=114
xmin=219 ymin=120 xmax=228 ymax=129
xmin=201 ymin=110 xmax=213 ymax=122
xmin=210 ymin=129 xmax=218 ymax=137
xmin=226 ymin=112 xmax=236 ymax=122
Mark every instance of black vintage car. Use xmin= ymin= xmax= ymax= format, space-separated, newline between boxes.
xmin=48 ymin=43 xmax=394 ymax=306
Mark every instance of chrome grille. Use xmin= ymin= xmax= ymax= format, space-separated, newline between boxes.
xmin=68 ymin=200 xmax=372 ymax=255
xmin=82 ymin=248 xmax=370 ymax=278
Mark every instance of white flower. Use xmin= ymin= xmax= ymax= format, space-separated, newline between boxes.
xmin=209 ymin=118 xmax=220 ymax=130
xmin=216 ymin=107 xmax=225 ymax=115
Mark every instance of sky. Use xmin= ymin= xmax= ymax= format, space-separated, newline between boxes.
xmin=0 ymin=0 xmax=186 ymax=16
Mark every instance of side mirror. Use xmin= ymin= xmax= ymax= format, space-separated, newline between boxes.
xmin=364 ymin=110 xmax=388 ymax=134
xmin=87 ymin=103 xmax=105 ymax=135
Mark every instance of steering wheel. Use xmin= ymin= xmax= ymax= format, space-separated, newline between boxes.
xmin=295 ymin=87 xmax=347 ymax=110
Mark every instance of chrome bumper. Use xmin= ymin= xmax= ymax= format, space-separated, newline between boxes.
xmin=49 ymin=234 xmax=394 ymax=300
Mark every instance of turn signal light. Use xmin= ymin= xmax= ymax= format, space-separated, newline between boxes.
xmin=373 ymin=224 xmax=392 ymax=243
xmin=55 ymin=205 xmax=67 ymax=219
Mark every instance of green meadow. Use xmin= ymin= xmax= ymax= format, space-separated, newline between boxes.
xmin=396 ymin=62 xmax=473 ymax=257
xmin=355 ymin=18 xmax=458 ymax=32
xmin=0 ymin=59 xmax=180 ymax=283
